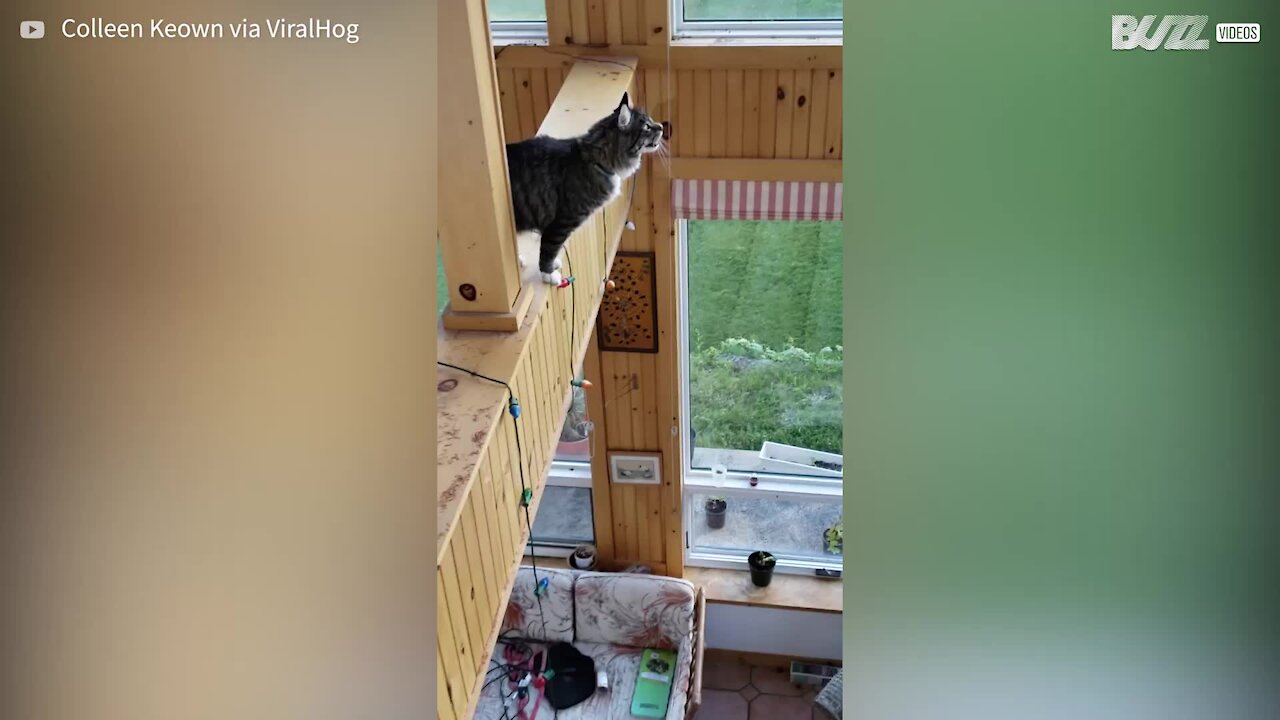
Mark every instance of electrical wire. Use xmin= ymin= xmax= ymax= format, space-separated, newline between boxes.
xmin=436 ymin=360 xmax=550 ymax=642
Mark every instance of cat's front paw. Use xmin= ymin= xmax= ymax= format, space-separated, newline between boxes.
xmin=541 ymin=270 xmax=562 ymax=286
xmin=518 ymin=254 xmax=527 ymax=269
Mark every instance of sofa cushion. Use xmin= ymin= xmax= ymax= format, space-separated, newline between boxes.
xmin=573 ymin=572 xmax=696 ymax=650
xmin=500 ymin=566 xmax=575 ymax=643
xmin=474 ymin=641 xmax=693 ymax=720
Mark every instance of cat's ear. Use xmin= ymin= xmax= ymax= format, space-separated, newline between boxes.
xmin=617 ymin=102 xmax=632 ymax=128
xmin=618 ymin=92 xmax=630 ymax=109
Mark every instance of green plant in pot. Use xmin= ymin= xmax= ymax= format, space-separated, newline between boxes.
xmin=569 ymin=543 xmax=597 ymax=571
xmin=823 ymin=518 xmax=843 ymax=556
xmin=704 ymin=496 xmax=727 ymax=529
xmin=747 ymin=550 xmax=776 ymax=587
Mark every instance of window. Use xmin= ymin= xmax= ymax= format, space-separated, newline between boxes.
xmin=489 ymin=0 xmax=548 ymax=44
xmin=527 ymin=386 xmax=596 ymax=558
xmin=673 ymin=0 xmax=843 ymax=41
xmin=680 ymin=218 xmax=843 ymax=574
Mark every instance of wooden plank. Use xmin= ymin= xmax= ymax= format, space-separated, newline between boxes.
xmin=649 ymin=137 xmax=683 ymax=576
xmin=604 ymin=0 xmax=623 ymax=45
xmin=676 ymin=70 xmax=695 ymax=157
xmin=588 ymin=0 xmax=608 ymax=44
xmin=459 ymin=499 xmax=495 ymax=641
xmin=497 ymin=69 xmax=520 ymax=141
xmin=646 ymin=0 xmax=671 ymax=45
xmin=791 ymin=69 xmax=814 ymax=162
xmin=725 ymin=69 xmax=744 ymax=158
xmin=530 ymin=68 xmax=552 ymax=128
xmin=670 ymin=157 xmax=842 ymax=182
xmin=538 ymin=57 xmax=639 ymax=139
xmin=439 ymin=554 xmax=476 ymax=696
xmin=613 ymin=485 xmax=634 ymax=560
xmin=635 ymin=481 xmax=652 ymax=564
xmin=438 ymin=655 xmax=458 ymax=720
xmin=742 ymin=69 xmax=761 ymax=157
xmin=437 ymin=0 xmax=523 ymax=319
xmin=513 ymin=68 xmax=536 ymax=140
xmin=806 ymin=68 xmax=830 ymax=160
xmin=621 ymin=0 xmax=642 ymax=44
xmin=693 ymin=70 xmax=711 ymax=157
xmin=494 ymin=44 xmax=841 ymax=70
xmin=547 ymin=0 xmax=574 ymax=45
xmin=627 ymin=355 xmax=645 ymax=450
xmin=450 ymin=542 xmax=486 ymax=673
xmin=758 ymin=70 xmax=777 ymax=158
xmin=570 ymin=0 xmax=590 ymax=45
xmin=437 ymin=582 xmax=466 ymax=718
xmin=642 ymin=354 xmax=659 ymax=449
xmin=684 ymin=567 xmax=844 ymax=614
xmin=824 ymin=70 xmax=842 ymax=159
xmin=479 ymin=461 xmax=510 ymax=590
xmin=709 ymin=71 xmax=728 ymax=157
xmin=472 ymin=461 xmax=500 ymax=603
xmin=651 ymin=486 xmax=666 ymax=564
xmin=774 ymin=70 xmax=795 ymax=159
xmin=584 ymin=332 xmax=616 ymax=561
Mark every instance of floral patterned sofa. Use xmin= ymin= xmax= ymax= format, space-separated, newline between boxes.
xmin=474 ymin=567 xmax=706 ymax=719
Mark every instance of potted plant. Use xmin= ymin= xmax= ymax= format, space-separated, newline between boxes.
xmin=823 ymin=518 xmax=843 ymax=556
xmin=557 ymin=387 xmax=591 ymax=459
xmin=748 ymin=550 xmax=776 ymax=587
xmin=704 ymin=496 xmax=727 ymax=529
xmin=569 ymin=543 xmax=597 ymax=571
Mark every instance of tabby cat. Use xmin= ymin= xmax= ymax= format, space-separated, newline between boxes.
xmin=507 ymin=92 xmax=663 ymax=285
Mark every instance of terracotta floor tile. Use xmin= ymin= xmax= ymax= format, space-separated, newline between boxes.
xmin=750 ymin=666 xmax=807 ymax=696
xmin=694 ymin=688 xmax=749 ymax=720
xmin=740 ymin=685 xmax=760 ymax=702
xmin=749 ymin=693 xmax=812 ymax=720
xmin=703 ymin=659 xmax=751 ymax=691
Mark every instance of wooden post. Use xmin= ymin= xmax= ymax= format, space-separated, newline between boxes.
xmin=438 ymin=0 xmax=532 ymax=332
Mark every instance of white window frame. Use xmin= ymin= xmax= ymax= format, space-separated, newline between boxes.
xmin=525 ymin=460 xmax=595 ymax=559
xmin=490 ymin=19 xmax=548 ymax=46
xmin=672 ymin=0 xmax=842 ymax=42
xmin=677 ymin=219 xmax=843 ymax=575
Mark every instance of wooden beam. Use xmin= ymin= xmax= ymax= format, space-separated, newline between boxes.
xmin=671 ymin=157 xmax=842 ymax=183
xmin=495 ymin=44 xmax=841 ymax=70
xmin=438 ymin=0 xmax=530 ymax=331
xmin=537 ymin=56 xmax=639 ymax=138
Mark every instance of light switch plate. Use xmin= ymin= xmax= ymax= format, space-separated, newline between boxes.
xmin=609 ymin=452 xmax=661 ymax=485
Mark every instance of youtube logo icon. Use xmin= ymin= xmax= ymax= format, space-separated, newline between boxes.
xmin=21 ymin=20 xmax=45 ymax=39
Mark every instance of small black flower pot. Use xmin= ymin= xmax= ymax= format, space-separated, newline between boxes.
xmin=748 ymin=551 xmax=776 ymax=587
xmin=705 ymin=498 xmax=727 ymax=529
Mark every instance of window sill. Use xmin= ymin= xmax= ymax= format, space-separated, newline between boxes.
xmin=683 ymin=566 xmax=841 ymax=614
xmin=670 ymin=35 xmax=842 ymax=47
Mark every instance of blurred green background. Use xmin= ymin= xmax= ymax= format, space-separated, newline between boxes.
xmin=842 ymin=0 xmax=1278 ymax=691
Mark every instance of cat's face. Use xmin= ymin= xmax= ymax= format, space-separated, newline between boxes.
xmin=614 ymin=93 xmax=663 ymax=156
xmin=585 ymin=92 xmax=663 ymax=170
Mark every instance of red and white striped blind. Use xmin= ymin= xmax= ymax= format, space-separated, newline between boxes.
xmin=671 ymin=180 xmax=842 ymax=221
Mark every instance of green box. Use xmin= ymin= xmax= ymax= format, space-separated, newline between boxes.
xmin=629 ymin=648 xmax=676 ymax=718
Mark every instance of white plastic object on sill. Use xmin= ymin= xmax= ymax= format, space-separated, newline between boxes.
xmin=758 ymin=441 xmax=842 ymax=478
xmin=789 ymin=660 xmax=839 ymax=687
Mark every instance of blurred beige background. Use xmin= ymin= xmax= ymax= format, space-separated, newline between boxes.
xmin=1 ymin=2 xmax=438 ymax=719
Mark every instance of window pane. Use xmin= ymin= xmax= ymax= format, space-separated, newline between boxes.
xmin=682 ymin=0 xmax=843 ymax=22
xmin=688 ymin=491 xmax=841 ymax=564
xmin=531 ymin=486 xmax=594 ymax=545
xmin=489 ymin=0 xmax=548 ymax=22
xmin=555 ymin=386 xmax=593 ymax=462
xmin=687 ymin=220 xmax=843 ymax=478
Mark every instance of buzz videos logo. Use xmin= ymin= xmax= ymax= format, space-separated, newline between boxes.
xmin=1112 ymin=15 xmax=1261 ymax=50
